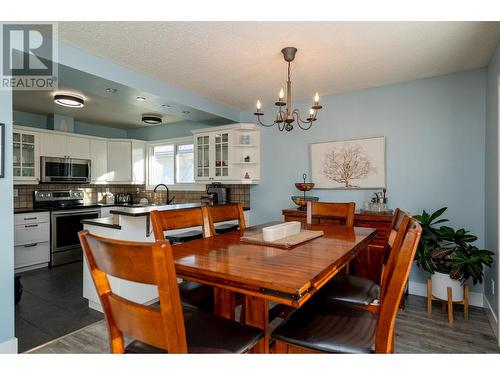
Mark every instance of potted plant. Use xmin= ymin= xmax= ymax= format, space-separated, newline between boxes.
xmin=414 ymin=207 xmax=494 ymax=301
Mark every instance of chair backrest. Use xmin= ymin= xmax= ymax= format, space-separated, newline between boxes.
xmin=375 ymin=218 xmax=422 ymax=353
xmin=379 ymin=209 xmax=411 ymax=291
xmin=150 ymin=206 xmax=211 ymax=241
xmin=306 ymin=201 xmax=356 ymax=226
xmin=78 ymin=230 xmax=187 ymax=353
xmin=207 ymin=203 xmax=246 ymax=235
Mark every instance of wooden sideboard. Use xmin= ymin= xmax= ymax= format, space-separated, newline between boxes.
xmin=282 ymin=208 xmax=394 ymax=283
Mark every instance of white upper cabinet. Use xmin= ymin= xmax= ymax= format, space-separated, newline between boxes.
xmin=132 ymin=141 xmax=146 ymax=184
xmin=13 ymin=129 xmax=40 ymax=183
xmin=192 ymin=123 xmax=260 ymax=184
xmin=107 ymin=141 xmax=132 ymax=182
xmin=66 ymin=136 xmax=90 ymax=159
xmin=39 ymin=132 xmax=90 ymax=159
xmin=90 ymin=139 xmax=108 ymax=183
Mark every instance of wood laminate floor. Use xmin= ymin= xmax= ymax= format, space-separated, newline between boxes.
xmin=27 ymin=295 xmax=499 ymax=354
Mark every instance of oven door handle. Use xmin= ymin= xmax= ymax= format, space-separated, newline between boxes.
xmin=52 ymin=210 xmax=101 ymax=216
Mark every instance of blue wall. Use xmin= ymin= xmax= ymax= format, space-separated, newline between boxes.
xmin=241 ymin=69 xmax=486 ymax=292
xmin=13 ymin=110 xmax=127 ymax=139
xmin=0 ymin=86 xmax=15 ymax=350
xmin=485 ymin=42 xmax=500 ymax=318
xmin=127 ymin=121 xmax=222 ymax=141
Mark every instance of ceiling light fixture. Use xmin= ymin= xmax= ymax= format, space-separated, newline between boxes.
xmin=54 ymin=94 xmax=85 ymax=108
xmin=106 ymin=88 xmax=117 ymax=93
xmin=142 ymin=114 xmax=162 ymax=125
xmin=182 ymin=110 xmax=191 ymax=114
xmin=254 ymin=47 xmax=322 ymax=131
xmin=135 ymin=96 xmax=146 ymax=101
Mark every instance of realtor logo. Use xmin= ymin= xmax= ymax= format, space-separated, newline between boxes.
xmin=1 ymin=22 xmax=58 ymax=90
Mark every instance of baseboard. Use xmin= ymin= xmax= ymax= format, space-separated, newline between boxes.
xmin=408 ymin=281 xmax=484 ymax=307
xmin=484 ymin=296 xmax=499 ymax=342
xmin=0 ymin=337 xmax=18 ymax=354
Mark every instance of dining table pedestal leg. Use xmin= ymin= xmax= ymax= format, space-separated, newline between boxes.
xmin=244 ymin=295 xmax=269 ymax=353
xmin=214 ymin=287 xmax=236 ymax=320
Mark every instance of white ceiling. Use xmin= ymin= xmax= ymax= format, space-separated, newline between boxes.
xmin=58 ymin=22 xmax=500 ymax=110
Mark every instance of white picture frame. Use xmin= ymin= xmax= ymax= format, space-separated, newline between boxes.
xmin=310 ymin=136 xmax=386 ymax=189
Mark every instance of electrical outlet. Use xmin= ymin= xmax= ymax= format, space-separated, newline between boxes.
xmin=13 ymin=189 xmax=18 ymax=198
xmin=492 ymin=279 xmax=495 ymax=295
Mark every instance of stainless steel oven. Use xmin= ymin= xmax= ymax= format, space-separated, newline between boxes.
xmin=41 ymin=156 xmax=91 ymax=183
xmin=51 ymin=208 xmax=100 ymax=266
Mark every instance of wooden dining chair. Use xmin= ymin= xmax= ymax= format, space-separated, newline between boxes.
xmin=207 ymin=203 xmax=247 ymax=235
xmin=306 ymin=201 xmax=356 ymax=226
xmin=150 ymin=207 xmax=214 ymax=312
xmin=78 ymin=230 xmax=263 ymax=353
xmin=271 ymin=218 xmax=422 ymax=354
xmin=317 ymin=209 xmax=411 ymax=314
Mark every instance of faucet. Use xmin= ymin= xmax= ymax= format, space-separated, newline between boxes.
xmin=153 ymin=184 xmax=175 ymax=205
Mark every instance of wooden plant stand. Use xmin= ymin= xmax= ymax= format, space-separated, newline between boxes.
xmin=427 ymin=278 xmax=469 ymax=324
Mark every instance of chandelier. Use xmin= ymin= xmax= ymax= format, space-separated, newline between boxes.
xmin=254 ymin=47 xmax=322 ymax=131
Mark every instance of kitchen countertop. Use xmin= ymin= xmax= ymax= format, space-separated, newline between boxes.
xmin=81 ymin=217 xmax=121 ymax=229
xmin=14 ymin=202 xmax=140 ymax=214
xmin=109 ymin=202 xmax=250 ymax=217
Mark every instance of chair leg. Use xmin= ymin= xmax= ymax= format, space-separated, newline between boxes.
xmin=273 ymin=340 xmax=289 ymax=354
xmin=447 ymin=287 xmax=453 ymax=324
xmin=464 ymin=284 xmax=469 ymax=320
xmin=427 ymin=278 xmax=432 ymax=314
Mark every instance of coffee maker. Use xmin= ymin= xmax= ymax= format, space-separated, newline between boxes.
xmin=206 ymin=183 xmax=228 ymax=204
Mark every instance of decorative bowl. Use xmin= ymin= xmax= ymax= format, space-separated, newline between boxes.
xmin=294 ymin=182 xmax=315 ymax=191
xmin=291 ymin=195 xmax=319 ymax=210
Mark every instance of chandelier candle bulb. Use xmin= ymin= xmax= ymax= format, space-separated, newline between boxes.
xmin=314 ymin=92 xmax=319 ymax=104
xmin=256 ymin=100 xmax=261 ymax=110
xmin=279 ymin=88 xmax=285 ymax=99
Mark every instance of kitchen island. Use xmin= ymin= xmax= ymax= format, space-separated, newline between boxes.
xmin=82 ymin=203 xmax=250 ymax=312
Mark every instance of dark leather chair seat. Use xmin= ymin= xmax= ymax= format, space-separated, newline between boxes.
xmin=166 ymin=230 xmax=203 ymax=244
xmin=215 ymin=223 xmax=239 ymax=234
xmin=319 ymin=273 xmax=380 ymax=306
xmin=178 ymin=280 xmax=214 ymax=312
xmin=272 ymin=300 xmax=377 ymax=354
xmin=125 ymin=306 xmax=263 ymax=353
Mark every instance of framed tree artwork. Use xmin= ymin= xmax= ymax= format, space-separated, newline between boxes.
xmin=310 ymin=136 xmax=386 ymax=189
xmin=0 ymin=123 xmax=4 ymax=178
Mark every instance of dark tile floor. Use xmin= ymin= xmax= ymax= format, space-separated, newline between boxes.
xmin=15 ymin=261 xmax=103 ymax=353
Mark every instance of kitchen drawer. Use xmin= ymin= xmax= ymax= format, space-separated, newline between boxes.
xmin=15 ymin=241 xmax=50 ymax=270
xmin=14 ymin=211 xmax=50 ymax=226
xmin=14 ymin=222 xmax=50 ymax=246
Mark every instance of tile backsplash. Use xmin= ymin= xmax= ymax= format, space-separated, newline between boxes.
xmin=13 ymin=183 xmax=250 ymax=209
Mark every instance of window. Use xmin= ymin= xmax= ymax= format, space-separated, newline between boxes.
xmin=148 ymin=139 xmax=195 ymax=187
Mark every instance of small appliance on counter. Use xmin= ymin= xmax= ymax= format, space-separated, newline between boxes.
xmin=291 ymin=173 xmax=319 ymax=210
xmin=206 ymin=183 xmax=228 ymax=204
xmin=105 ymin=192 xmax=115 ymax=204
xmin=115 ymin=193 xmax=132 ymax=204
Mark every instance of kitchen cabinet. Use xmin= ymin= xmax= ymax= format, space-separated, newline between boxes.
xmin=14 ymin=211 xmax=50 ymax=272
xmin=107 ymin=141 xmax=132 ymax=182
xmin=90 ymin=139 xmax=108 ymax=183
xmin=39 ymin=132 xmax=90 ymax=159
xmin=192 ymin=123 xmax=260 ymax=184
xmin=132 ymin=141 xmax=146 ymax=184
xmin=13 ymin=129 xmax=40 ymax=183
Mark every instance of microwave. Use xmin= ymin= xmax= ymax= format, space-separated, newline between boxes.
xmin=40 ymin=157 xmax=91 ymax=183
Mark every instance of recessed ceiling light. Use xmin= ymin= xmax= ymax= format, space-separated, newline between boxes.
xmin=162 ymin=104 xmax=172 ymax=108
xmin=54 ymin=94 xmax=85 ymax=108
xmin=182 ymin=110 xmax=191 ymax=114
xmin=136 ymin=96 xmax=146 ymax=101
xmin=106 ymin=88 xmax=117 ymax=93
xmin=142 ymin=114 xmax=162 ymax=125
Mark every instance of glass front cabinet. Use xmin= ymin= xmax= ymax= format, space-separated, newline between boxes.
xmin=13 ymin=128 xmax=40 ymax=183
xmin=192 ymin=124 xmax=260 ymax=184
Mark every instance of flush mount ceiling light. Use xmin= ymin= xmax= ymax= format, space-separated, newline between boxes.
xmin=135 ymin=96 xmax=146 ymax=101
xmin=54 ymin=94 xmax=85 ymax=108
xmin=182 ymin=110 xmax=191 ymax=114
xmin=106 ymin=88 xmax=117 ymax=93
xmin=254 ymin=47 xmax=322 ymax=131
xmin=142 ymin=114 xmax=162 ymax=125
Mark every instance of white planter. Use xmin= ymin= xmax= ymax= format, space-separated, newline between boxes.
xmin=431 ymin=272 xmax=464 ymax=302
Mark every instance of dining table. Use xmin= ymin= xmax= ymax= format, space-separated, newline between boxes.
xmin=172 ymin=222 xmax=377 ymax=353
